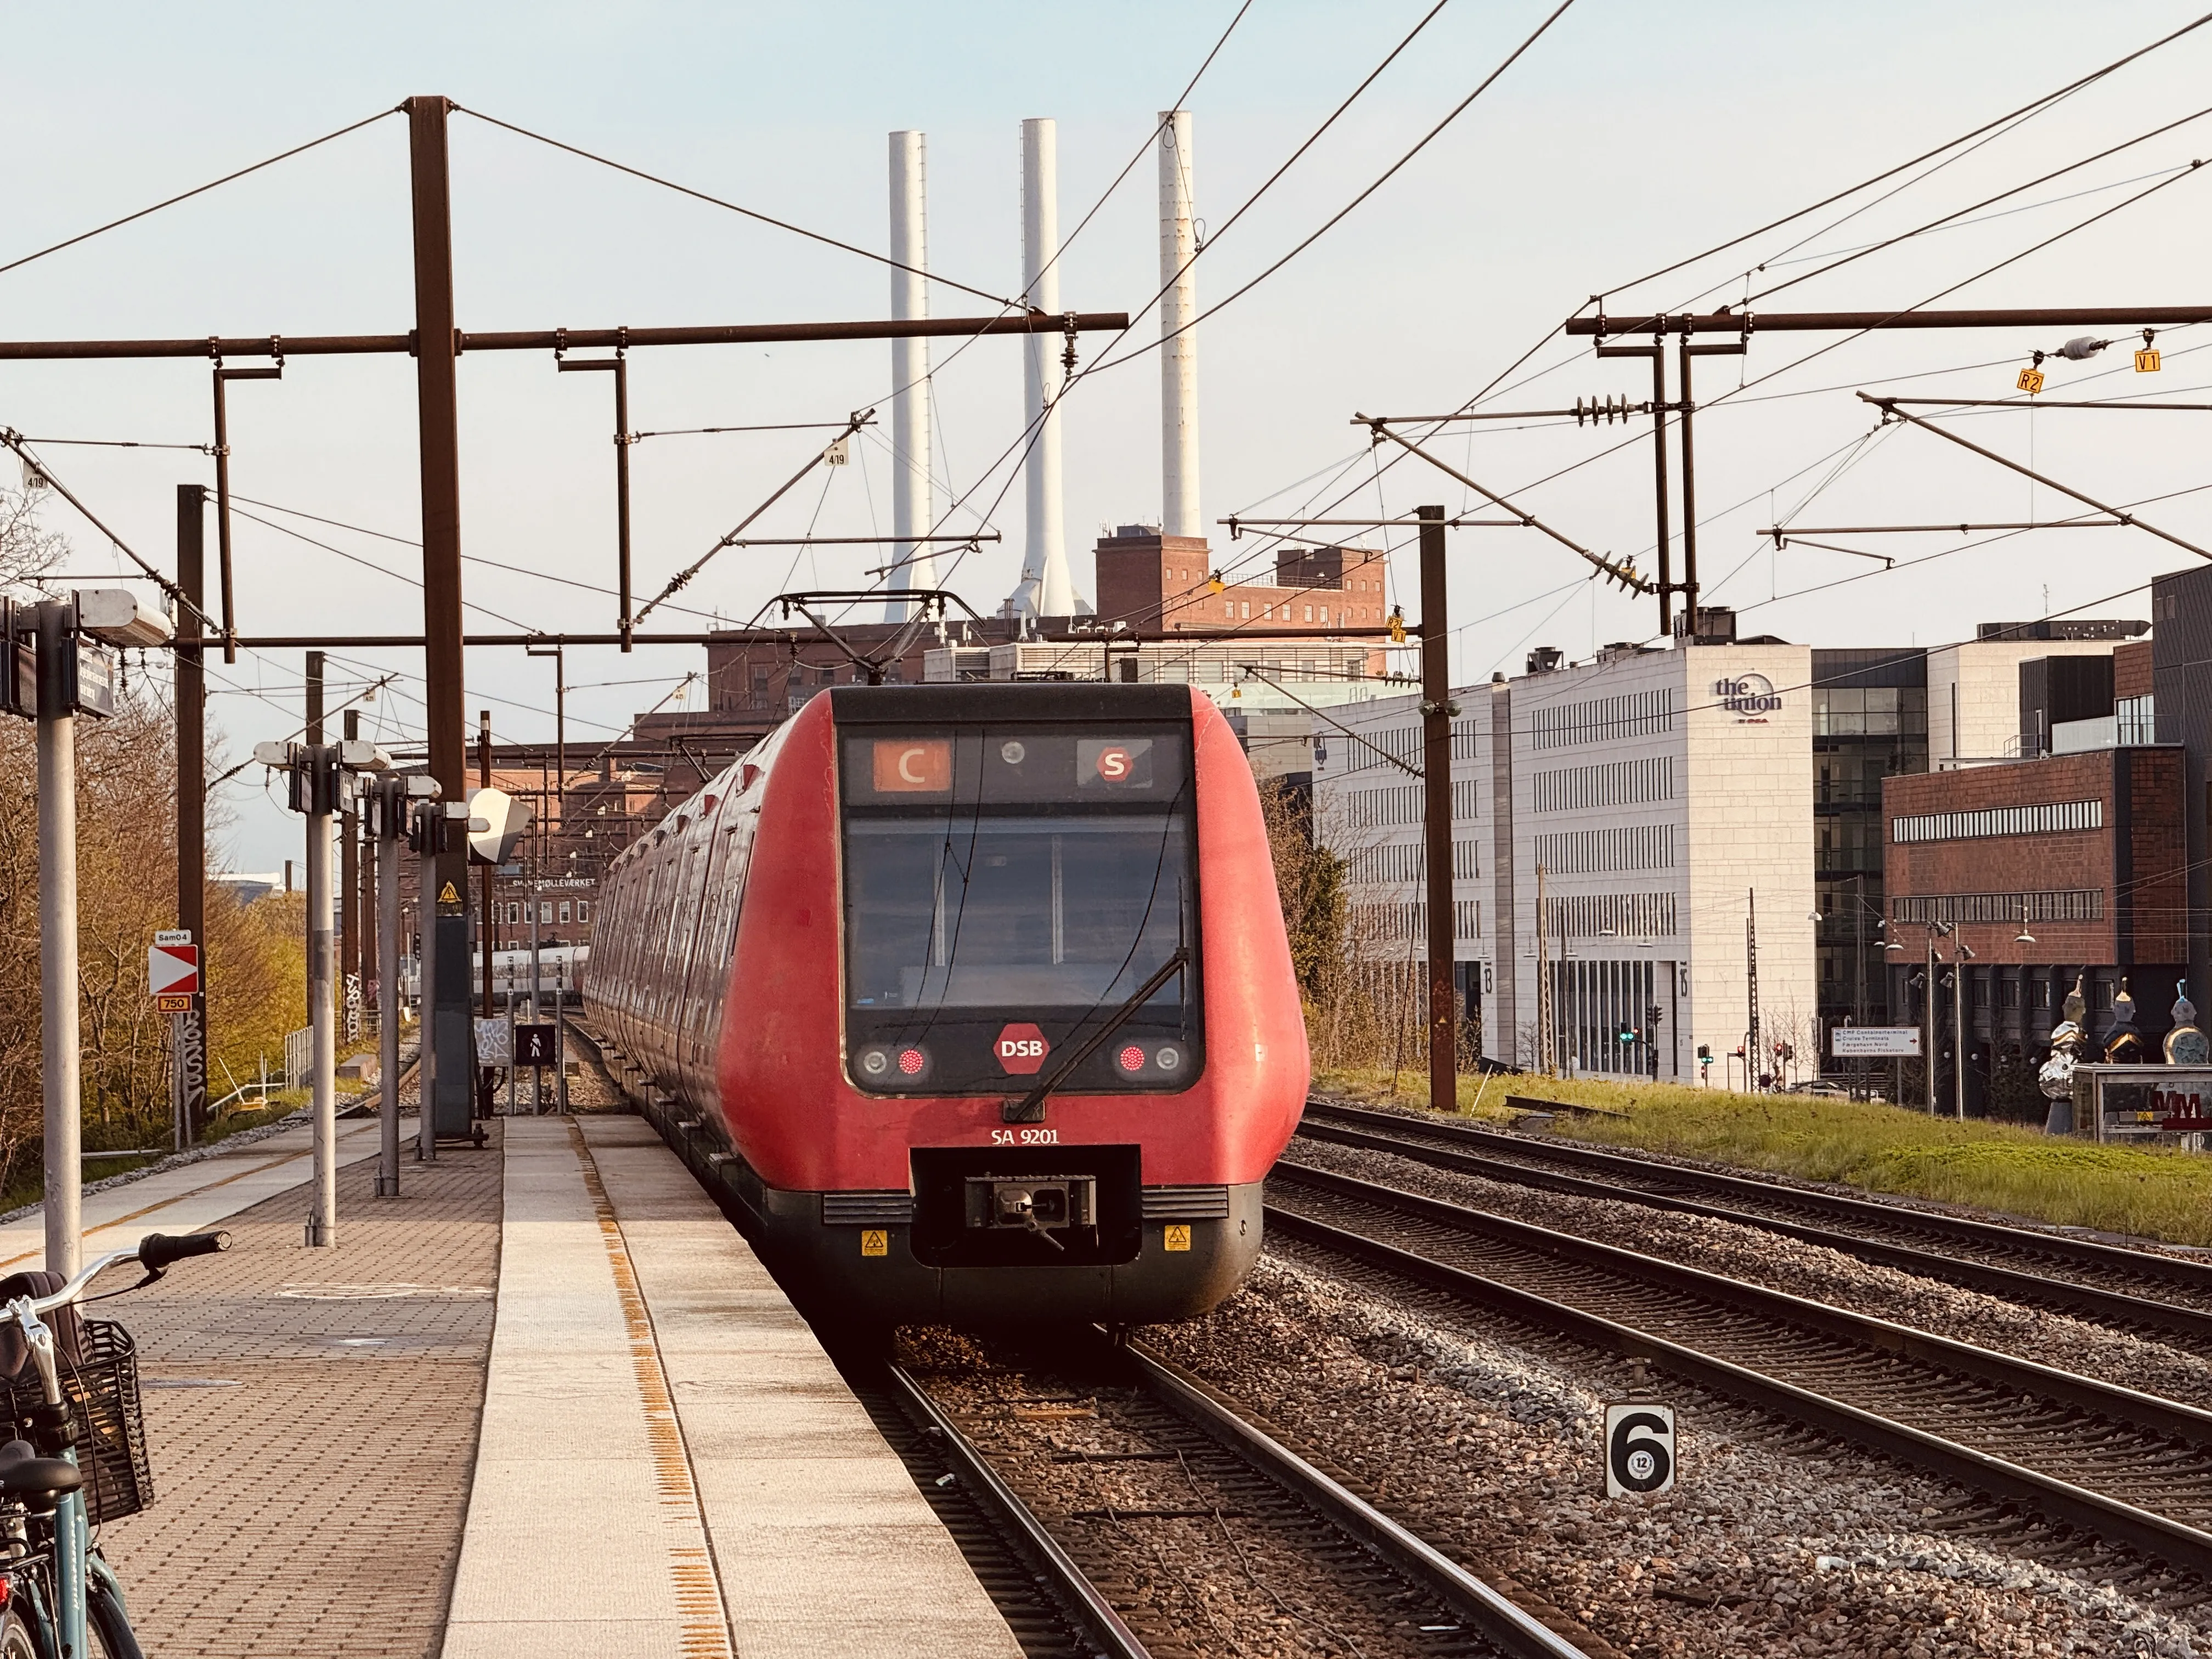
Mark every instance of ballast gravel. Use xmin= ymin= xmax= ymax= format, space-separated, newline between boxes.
xmin=1284 ymin=1138 xmax=2212 ymax=1408
xmin=1149 ymin=1251 xmax=2210 ymax=1658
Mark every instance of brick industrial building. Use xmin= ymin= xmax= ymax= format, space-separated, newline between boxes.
xmin=1882 ymin=745 xmax=2186 ymax=1114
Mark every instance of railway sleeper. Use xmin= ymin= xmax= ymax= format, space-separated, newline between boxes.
xmin=1265 ymin=1189 xmax=2212 ymax=1589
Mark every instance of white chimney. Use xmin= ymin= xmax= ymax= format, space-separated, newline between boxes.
xmin=888 ymin=131 xmax=936 ymax=621
xmin=1158 ymin=110 xmax=1201 ymax=541
xmin=1009 ymin=117 xmax=1082 ymax=625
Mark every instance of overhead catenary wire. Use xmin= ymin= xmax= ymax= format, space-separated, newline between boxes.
xmin=905 ymin=3 xmax=1581 ymax=616
xmin=1043 ymin=11 xmax=2212 ymax=665
xmin=0 ymin=431 xmax=201 ymax=622
xmin=225 ymin=493 xmax=730 ymax=625
xmin=14 ymin=436 xmax=214 ymax=453
xmin=1596 ymin=9 xmax=2212 ymax=302
xmin=1091 ymin=0 xmax=1581 ymax=376
xmin=225 ymin=505 xmax=545 ymax=633
xmin=1751 ymin=160 xmax=2206 ymax=274
xmin=453 ymin=104 xmax=1023 ymax=311
xmin=0 ymin=106 xmax=401 ymax=283
xmin=1302 ymin=20 xmax=2212 ymax=568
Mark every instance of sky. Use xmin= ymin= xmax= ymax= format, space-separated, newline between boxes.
xmin=6 ymin=1 xmax=2212 ymax=870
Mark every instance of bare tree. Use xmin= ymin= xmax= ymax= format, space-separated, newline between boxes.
xmin=0 ymin=483 xmax=67 ymax=589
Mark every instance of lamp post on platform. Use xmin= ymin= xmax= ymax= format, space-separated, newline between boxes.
xmin=255 ymin=736 xmax=393 ymax=1246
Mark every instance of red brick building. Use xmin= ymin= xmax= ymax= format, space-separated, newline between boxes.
xmin=1092 ymin=529 xmax=1391 ymax=634
xmin=1882 ymin=744 xmax=2185 ymax=1103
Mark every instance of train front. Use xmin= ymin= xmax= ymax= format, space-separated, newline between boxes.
xmin=723 ymin=682 xmax=1308 ymax=1324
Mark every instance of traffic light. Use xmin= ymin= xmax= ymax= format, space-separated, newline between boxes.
xmin=1646 ymin=1002 xmax=1662 ymax=1029
xmin=1617 ymin=1024 xmax=1638 ymax=1046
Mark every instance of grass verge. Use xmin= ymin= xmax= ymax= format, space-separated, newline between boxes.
xmin=1316 ymin=1067 xmax=2212 ymax=1248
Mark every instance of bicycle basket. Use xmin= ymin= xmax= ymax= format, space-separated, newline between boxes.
xmin=1 ymin=1319 xmax=150 ymax=1524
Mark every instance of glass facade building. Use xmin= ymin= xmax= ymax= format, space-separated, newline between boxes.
xmin=1812 ymin=650 xmax=1928 ymax=1032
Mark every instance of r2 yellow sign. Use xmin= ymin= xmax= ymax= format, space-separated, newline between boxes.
xmin=859 ymin=1229 xmax=889 ymax=1257
xmin=1163 ymin=1223 xmax=1192 ymax=1252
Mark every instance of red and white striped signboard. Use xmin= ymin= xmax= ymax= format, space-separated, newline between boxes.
xmin=149 ymin=941 xmax=200 ymax=1005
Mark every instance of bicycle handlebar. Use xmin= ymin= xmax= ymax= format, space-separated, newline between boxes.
xmin=5 ymin=1229 xmax=232 ymax=1322
xmin=137 ymin=1231 xmax=232 ymax=1274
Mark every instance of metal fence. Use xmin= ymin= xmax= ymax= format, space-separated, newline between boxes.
xmin=283 ymin=1026 xmax=312 ymax=1088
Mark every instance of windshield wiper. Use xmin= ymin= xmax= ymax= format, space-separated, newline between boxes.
xmin=1003 ymin=946 xmax=1190 ymax=1124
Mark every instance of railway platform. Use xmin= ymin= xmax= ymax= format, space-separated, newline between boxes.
xmin=26 ymin=1106 xmax=1015 ymax=1657
xmin=443 ymin=1115 xmax=1019 ymax=1657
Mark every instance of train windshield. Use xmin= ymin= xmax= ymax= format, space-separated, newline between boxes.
xmin=839 ymin=725 xmax=1200 ymax=1095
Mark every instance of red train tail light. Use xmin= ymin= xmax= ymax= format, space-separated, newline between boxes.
xmin=1118 ymin=1044 xmax=1146 ymax=1074
xmin=898 ymin=1047 xmax=927 ymax=1076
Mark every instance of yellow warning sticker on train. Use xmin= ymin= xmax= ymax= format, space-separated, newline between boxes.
xmin=1163 ymin=1224 xmax=1192 ymax=1252
xmin=860 ymin=1229 xmax=889 ymax=1257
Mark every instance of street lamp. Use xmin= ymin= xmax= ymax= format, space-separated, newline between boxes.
xmin=255 ymin=736 xmax=392 ymax=1245
xmin=1886 ymin=918 xmax=1955 ymax=1116
xmin=1953 ymin=941 xmax=1976 ymax=1121
xmin=2 ymin=591 xmax=174 ymax=1277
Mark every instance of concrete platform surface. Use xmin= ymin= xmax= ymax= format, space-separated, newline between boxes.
xmin=442 ymin=1116 xmax=1020 ymax=1658
xmin=0 ymin=1111 xmax=402 ymax=1274
xmin=99 ymin=1121 xmax=500 ymax=1658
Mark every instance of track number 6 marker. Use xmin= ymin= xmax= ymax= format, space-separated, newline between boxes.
xmin=1604 ymin=1403 xmax=1676 ymax=1498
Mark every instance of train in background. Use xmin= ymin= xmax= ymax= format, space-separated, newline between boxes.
xmin=397 ymin=944 xmax=589 ymax=1009
xmin=586 ymin=683 xmax=1310 ymax=1323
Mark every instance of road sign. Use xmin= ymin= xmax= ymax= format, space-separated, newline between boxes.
xmin=1604 ymin=1403 xmax=1676 ymax=1498
xmin=148 ymin=941 xmax=200 ymax=998
xmin=1830 ymin=1026 xmax=1921 ymax=1058
xmin=155 ymin=994 xmax=191 ymax=1013
xmin=515 ymin=1024 xmax=557 ymax=1066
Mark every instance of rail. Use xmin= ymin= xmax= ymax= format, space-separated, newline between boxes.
xmin=1298 ymin=1101 xmax=2212 ymax=1350
xmin=885 ymin=1362 xmax=1150 ymax=1659
xmin=1268 ymin=1160 xmax=2212 ymax=1585
xmin=889 ymin=1331 xmax=1588 ymax=1659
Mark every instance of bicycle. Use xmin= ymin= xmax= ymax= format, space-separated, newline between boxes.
xmin=0 ymin=1228 xmax=231 ymax=1659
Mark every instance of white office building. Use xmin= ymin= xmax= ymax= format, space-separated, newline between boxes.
xmin=1314 ymin=639 xmax=1816 ymax=1081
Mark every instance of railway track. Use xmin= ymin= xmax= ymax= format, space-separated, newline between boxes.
xmin=877 ymin=1333 xmax=1592 ymax=1659
xmin=1267 ymin=1157 xmax=2212 ymax=1595
xmin=1300 ymin=1099 xmax=2212 ymax=1352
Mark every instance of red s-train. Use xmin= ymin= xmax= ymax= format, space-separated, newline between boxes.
xmin=586 ymin=682 xmax=1308 ymax=1322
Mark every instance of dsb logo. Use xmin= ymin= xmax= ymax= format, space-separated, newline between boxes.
xmin=994 ymin=1023 xmax=1050 ymax=1075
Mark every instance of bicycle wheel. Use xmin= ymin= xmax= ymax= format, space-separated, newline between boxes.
xmin=0 ymin=1609 xmax=34 ymax=1659
xmin=87 ymin=1582 xmax=144 ymax=1659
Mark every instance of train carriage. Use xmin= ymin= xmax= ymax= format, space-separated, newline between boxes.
xmin=588 ymin=682 xmax=1307 ymax=1322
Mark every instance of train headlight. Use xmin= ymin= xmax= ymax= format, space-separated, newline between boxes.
xmin=1154 ymin=1045 xmax=1183 ymax=1073
xmin=856 ymin=1043 xmax=929 ymax=1085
